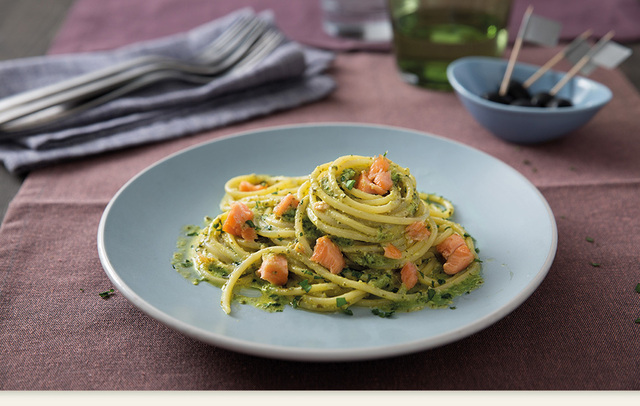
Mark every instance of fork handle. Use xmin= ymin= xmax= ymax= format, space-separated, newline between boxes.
xmin=0 ymin=56 xmax=239 ymax=130
xmin=0 ymin=55 xmax=166 ymax=114
xmin=0 ymin=70 xmax=216 ymax=132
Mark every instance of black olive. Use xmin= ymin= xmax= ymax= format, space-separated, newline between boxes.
xmin=546 ymin=98 xmax=573 ymax=107
xmin=506 ymin=80 xmax=531 ymax=100
xmin=510 ymin=98 xmax=536 ymax=107
xmin=482 ymin=91 xmax=513 ymax=104
xmin=531 ymin=92 xmax=555 ymax=107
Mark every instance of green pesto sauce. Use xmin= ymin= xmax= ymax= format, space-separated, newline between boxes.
xmin=375 ymin=264 xmax=484 ymax=314
xmin=173 ymin=222 xmax=484 ymax=317
xmin=346 ymin=251 xmax=399 ymax=269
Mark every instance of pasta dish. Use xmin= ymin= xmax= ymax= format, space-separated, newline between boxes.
xmin=172 ymin=154 xmax=483 ymax=316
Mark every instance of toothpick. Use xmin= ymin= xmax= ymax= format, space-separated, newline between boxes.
xmin=549 ymin=30 xmax=615 ymax=96
xmin=522 ymin=29 xmax=592 ymax=89
xmin=499 ymin=5 xmax=534 ymax=96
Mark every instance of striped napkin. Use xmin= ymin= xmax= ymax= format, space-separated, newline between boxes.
xmin=0 ymin=8 xmax=335 ymax=173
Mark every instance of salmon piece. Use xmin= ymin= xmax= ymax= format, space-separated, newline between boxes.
xmin=222 ymin=201 xmax=257 ymax=241
xmin=400 ymin=262 xmax=419 ymax=290
xmin=405 ymin=221 xmax=431 ymax=241
xmin=368 ymin=155 xmax=393 ymax=191
xmin=238 ymin=180 xmax=266 ymax=192
xmin=442 ymin=244 xmax=475 ymax=275
xmin=437 ymin=234 xmax=474 ymax=275
xmin=370 ymin=170 xmax=393 ymax=191
xmin=383 ymin=243 xmax=403 ymax=259
xmin=369 ymin=154 xmax=390 ymax=174
xmin=312 ymin=201 xmax=330 ymax=212
xmin=239 ymin=226 xmax=257 ymax=242
xmin=436 ymin=234 xmax=466 ymax=259
xmin=256 ymin=254 xmax=289 ymax=285
xmin=273 ymin=193 xmax=299 ymax=217
xmin=310 ymin=236 xmax=346 ymax=274
xmin=355 ymin=155 xmax=393 ymax=195
xmin=355 ymin=171 xmax=386 ymax=195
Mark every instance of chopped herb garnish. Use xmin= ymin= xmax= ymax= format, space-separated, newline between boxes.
xmin=336 ymin=297 xmax=348 ymax=307
xmin=427 ymin=289 xmax=436 ymax=300
xmin=635 ymin=283 xmax=640 ymax=294
xmin=99 ymin=289 xmax=115 ymax=299
xmin=344 ymin=179 xmax=356 ymax=190
xmin=339 ymin=168 xmax=356 ymax=182
xmin=291 ymin=296 xmax=302 ymax=308
xmin=349 ymin=269 xmax=363 ymax=279
xmin=590 ymin=262 xmax=601 ymax=267
xmin=586 ymin=237 xmax=595 ymax=243
xmin=635 ymin=318 xmax=640 ymax=324
xmin=299 ymin=279 xmax=312 ymax=293
xmin=372 ymin=308 xmax=394 ymax=318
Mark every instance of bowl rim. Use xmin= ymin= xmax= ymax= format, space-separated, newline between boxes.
xmin=446 ymin=56 xmax=613 ymax=115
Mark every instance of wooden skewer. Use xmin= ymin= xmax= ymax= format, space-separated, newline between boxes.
xmin=499 ymin=5 xmax=534 ymax=96
xmin=549 ymin=30 xmax=615 ymax=96
xmin=522 ymin=29 xmax=592 ymax=89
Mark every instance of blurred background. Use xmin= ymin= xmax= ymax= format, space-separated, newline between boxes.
xmin=1 ymin=0 xmax=639 ymax=222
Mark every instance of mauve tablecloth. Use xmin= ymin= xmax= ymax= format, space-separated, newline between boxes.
xmin=1 ymin=0 xmax=640 ymax=391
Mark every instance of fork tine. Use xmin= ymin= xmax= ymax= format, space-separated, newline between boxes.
xmin=196 ymin=14 xmax=264 ymax=64
xmin=202 ymin=19 xmax=271 ymax=72
xmin=0 ymin=14 xmax=268 ymax=131
xmin=0 ymin=28 xmax=287 ymax=133
xmin=0 ymin=25 xmax=286 ymax=132
xmin=0 ymin=13 xmax=259 ymax=115
xmin=230 ymin=30 xmax=285 ymax=74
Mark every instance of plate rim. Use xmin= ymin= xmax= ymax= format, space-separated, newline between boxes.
xmin=97 ymin=122 xmax=558 ymax=361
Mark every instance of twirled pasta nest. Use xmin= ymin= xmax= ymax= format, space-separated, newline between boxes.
xmin=172 ymin=155 xmax=483 ymax=316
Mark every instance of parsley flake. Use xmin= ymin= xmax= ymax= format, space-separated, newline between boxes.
xmin=372 ymin=308 xmax=394 ymax=318
xmin=344 ymin=179 xmax=356 ymax=190
xmin=299 ymin=279 xmax=312 ymax=293
xmin=99 ymin=289 xmax=115 ymax=299
xmin=427 ymin=289 xmax=436 ymax=300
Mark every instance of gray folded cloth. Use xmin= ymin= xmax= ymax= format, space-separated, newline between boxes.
xmin=0 ymin=8 xmax=336 ymax=173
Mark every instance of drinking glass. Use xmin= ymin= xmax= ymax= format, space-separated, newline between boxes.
xmin=321 ymin=0 xmax=392 ymax=42
xmin=388 ymin=0 xmax=512 ymax=90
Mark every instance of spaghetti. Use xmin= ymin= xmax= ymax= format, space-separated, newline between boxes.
xmin=172 ymin=155 xmax=483 ymax=316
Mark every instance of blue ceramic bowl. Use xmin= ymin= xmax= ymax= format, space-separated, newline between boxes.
xmin=446 ymin=56 xmax=612 ymax=143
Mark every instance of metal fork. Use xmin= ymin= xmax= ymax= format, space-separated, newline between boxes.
xmin=0 ymin=14 xmax=276 ymax=132
xmin=0 ymin=29 xmax=284 ymax=132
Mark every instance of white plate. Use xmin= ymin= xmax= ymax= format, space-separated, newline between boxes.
xmin=98 ymin=123 xmax=557 ymax=361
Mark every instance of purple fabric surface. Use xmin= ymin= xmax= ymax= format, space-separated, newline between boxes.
xmin=48 ymin=0 xmax=640 ymax=56
xmin=508 ymin=0 xmax=640 ymax=41
xmin=1 ymin=0 xmax=640 ymax=390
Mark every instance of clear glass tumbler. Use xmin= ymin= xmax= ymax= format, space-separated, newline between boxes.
xmin=321 ymin=0 xmax=392 ymax=42
xmin=388 ymin=0 xmax=512 ymax=90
